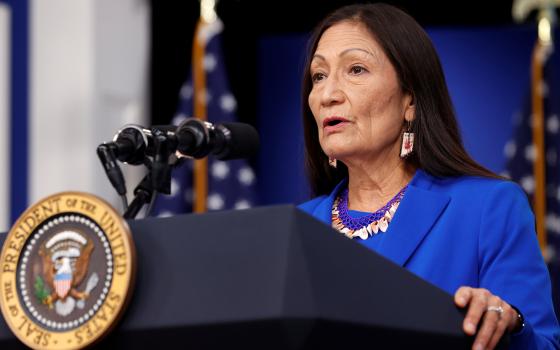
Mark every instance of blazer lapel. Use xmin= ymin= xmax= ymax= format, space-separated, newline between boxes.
xmin=379 ymin=176 xmax=450 ymax=267
xmin=308 ymin=171 xmax=450 ymax=267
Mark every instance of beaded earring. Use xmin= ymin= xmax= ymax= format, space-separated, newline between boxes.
xmin=400 ymin=120 xmax=414 ymax=158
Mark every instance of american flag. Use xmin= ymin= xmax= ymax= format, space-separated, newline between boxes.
xmin=152 ymin=18 xmax=257 ymax=216
xmin=504 ymin=43 xmax=560 ymax=315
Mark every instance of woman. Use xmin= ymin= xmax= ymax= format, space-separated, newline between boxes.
xmin=298 ymin=3 xmax=559 ymax=350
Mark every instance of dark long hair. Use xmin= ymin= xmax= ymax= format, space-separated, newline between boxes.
xmin=302 ymin=3 xmax=499 ymax=196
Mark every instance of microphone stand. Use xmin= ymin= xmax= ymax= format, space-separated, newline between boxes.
xmin=123 ymin=174 xmax=154 ymax=219
xmin=123 ymin=128 xmax=177 ymax=220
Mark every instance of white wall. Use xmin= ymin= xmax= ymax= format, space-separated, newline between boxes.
xmin=30 ymin=0 xmax=150 ymax=211
xmin=0 ymin=4 xmax=10 ymax=232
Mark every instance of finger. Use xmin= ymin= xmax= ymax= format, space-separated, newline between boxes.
xmin=486 ymin=314 xmax=509 ymax=350
xmin=487 ymin=303 xmax=516 ymax=349
xmin=455 ymin=286 xmax=473 ymax=308
xmin=463 ymin=289 xmax=491 ymax=336
xmin=473 ymin=296 xmax=502 ymax=350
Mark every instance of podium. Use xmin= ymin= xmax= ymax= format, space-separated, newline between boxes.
xmin=0 ymin=205 xmax=483 ymax=349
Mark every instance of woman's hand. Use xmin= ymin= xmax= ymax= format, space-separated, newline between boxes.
xmin=454 ymin=287 xmax=519 ymax=350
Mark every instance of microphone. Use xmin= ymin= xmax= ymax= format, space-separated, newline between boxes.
xmin=98 ymin=120 xmax=258 ymax=215
xmin=101 ymin=120 xmax=259 ymax=163
xmin=104 ymin=124 xmax=153 ymax=165
xmin=174 ymin=119 xmax=259 ymax=160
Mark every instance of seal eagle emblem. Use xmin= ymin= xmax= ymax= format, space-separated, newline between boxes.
xmin=0 ymin=192 xmax=135 ymax=349
xmin=38 ymin=230 xmax=97 ymax=316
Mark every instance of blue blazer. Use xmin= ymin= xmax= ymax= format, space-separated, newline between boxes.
xmin=298 ymin=169 xmax=559 ymax=349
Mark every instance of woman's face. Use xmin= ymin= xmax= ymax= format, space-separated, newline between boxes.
xmin=308 ymin=21 xmax=414 ymax=164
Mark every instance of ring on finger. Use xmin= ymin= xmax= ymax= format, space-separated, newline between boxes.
xmin=487 ymin=305 xmax=504 ymax=318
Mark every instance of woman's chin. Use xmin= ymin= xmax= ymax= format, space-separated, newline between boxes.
xmin=321 ymin=144 xmax=355 ymax=159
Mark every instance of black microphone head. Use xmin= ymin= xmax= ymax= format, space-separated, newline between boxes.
xmin=175 ymin=119 xmax=209 ymax=158
xmin=214 ymin=122 xmax=259 ymax=160
xmin=112 ymin=124 xmax=148 ymax=165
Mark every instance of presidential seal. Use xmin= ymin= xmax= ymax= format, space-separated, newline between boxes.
xmin=0 ymin=192 xmax=136 ymax=349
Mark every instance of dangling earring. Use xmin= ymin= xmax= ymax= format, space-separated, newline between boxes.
xmin=400 ymin=120 xmax=414 ymax=158
xmin=329 ymin=157 xmax=337 ymax=168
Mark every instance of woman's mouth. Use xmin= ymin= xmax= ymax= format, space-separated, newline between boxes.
xmin=323 ymin=116 xmax=350 ymax=133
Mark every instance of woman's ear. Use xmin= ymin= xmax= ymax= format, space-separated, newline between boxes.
xmin=404 ymin=93 xmax=415 ymax=122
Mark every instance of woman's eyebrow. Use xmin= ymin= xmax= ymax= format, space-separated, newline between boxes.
xmin=312 ymin=48 xmax=376 ymax=62
xmin=339 ymin=48 xmax=375 ymax=59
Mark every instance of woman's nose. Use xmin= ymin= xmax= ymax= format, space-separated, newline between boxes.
xmin=320 ymin=76 xmax=345 ymax=106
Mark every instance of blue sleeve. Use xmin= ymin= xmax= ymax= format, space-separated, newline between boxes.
xmin=478 ymin=181 xmax=559 ymax=349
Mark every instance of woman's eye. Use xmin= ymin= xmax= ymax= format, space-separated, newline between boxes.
xmin=350 ymin=65 xmax=367 ymax=75
xmin=311 ymin=72 xmax=326 ymax=83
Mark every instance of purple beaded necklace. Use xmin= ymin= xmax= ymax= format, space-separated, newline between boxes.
xmin=336 ymin=185 xmax=407 ymax=230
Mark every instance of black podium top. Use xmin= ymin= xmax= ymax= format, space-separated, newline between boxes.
xmin=1 ymin=205 xmax=481 ymax=349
